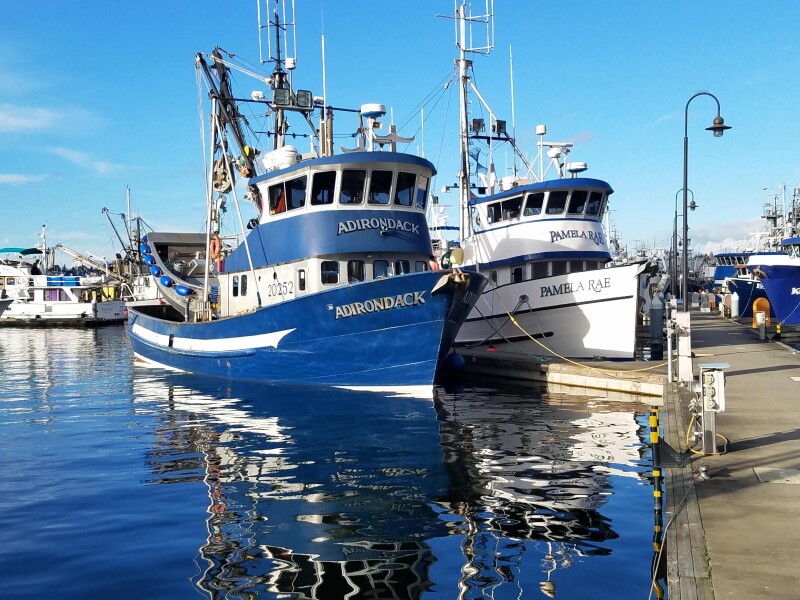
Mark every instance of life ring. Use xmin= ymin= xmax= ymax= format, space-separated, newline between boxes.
xmin=209 ymin=235 xmax=222 ymax=261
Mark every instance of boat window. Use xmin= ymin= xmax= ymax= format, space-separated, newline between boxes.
xmin=241 ymin=274 xmax=248 ymax=296
xmin=394 ymin=260 xmax=411 ymax=275
xmin=298 ymin=269 xmax=306 ymax=291
xmin=501 ymin=197 xmax=523 ymax=220
xmin=340 ymin=170 xmax=366 ymax=204
xmin=373 ymin=260 xmax=389 ymax=279
xmin=489 ymin=271 xmax=497 ymax=284
xmin=532 ymin=262 xmax=549 ymax=279
xmin=232 ymin=275 xmax=240 ymax=297
xmin=415 ymin=260 xmax=427 ymax=272
xmin=552 ymin=261 xmax=567 ymax=276
xmin=310 ymin=171 xmax=336 ymax=205
xmin=368 ymin=170 xmax=393 ymax=205
xmin=487 ymin=202 xmax=503 ymax=223
xmin=347 ymin=260 xmax=365 ymax=283
xmin=512 ymin=266 xmax=525 ymax=283
xmin=416 ymin=175 xmax=429 ymax=209
xmin=569 ymin=260 xmax=584 ymax=273
xmin=287 ymin=176 xmax=307 ymax=211
xmin=394 ymin=172 xmax=416 ymax=207
xmin=545 ymin=191 xmax=568 ymax=214
xmin=523 ymin=192 xmax=544 ymax=216
xmin=321 ymin=260 xmax=339 ymax=284
xmin=586 ymin=192 xmax=603 ymax=215
xmin=568 ymin=190 xmax=588 ymax=215
xmin=268 ymin=185 xmax=287 ymax=215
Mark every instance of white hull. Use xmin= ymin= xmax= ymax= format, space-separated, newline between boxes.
xmin=2 ymin=298 xmax=126 ymax=325
xmin=456 ymin=262 xmax=645 ymax=359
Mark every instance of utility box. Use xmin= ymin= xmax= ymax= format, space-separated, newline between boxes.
xmin=700 ymin=364 xmax=728 ymax=413
xmin=698 ymin=363 xmax=730 ymax=454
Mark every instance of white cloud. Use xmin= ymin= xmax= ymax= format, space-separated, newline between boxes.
xmin=0 ymin=103 xmax=60 ymax=132
xmin=0 ymin=174 xmax=50 ymax=185
xmin=47 ymin=147 xmax=127 ymax=175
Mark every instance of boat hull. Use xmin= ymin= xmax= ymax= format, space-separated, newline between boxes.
xmin=754 ymin=265 xmax=800 ymax=325
xmin=725 ymin=277 xmax=771 ymax=318
xmin=0 ymin=299 xmax=126 ymax=326
xmin=127 ymin=271 xmax=486 ymax=387
xmin=456 ymin=262 xmax=645 ymax=359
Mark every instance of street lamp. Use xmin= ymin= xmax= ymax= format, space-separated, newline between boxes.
xmin=673 ymin=188 xmax=692 ymax=301
xmin=681 ymin=92 xmax=731 ymax=311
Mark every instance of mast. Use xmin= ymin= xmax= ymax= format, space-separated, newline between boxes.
xmin=457 ymin=2 xmax=472 ymax=240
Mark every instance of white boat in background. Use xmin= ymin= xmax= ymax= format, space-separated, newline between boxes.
xmin=436 ymin=3 xmax=648 ymax=359
xmin=0 ymin=227 xmax=126 ymax=326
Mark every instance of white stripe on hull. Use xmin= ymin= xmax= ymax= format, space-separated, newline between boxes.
xmin=131 ymin=322 xmax=295 ymax=351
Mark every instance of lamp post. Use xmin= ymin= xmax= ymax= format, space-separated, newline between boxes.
xmin=673 ymin=188 xmax=693 ymax=301
xmin=681 ymin=92 xmax=731 ymax=311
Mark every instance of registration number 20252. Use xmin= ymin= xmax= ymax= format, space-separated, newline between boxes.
xmin=267 ymin=281 xmax=294 ymax=297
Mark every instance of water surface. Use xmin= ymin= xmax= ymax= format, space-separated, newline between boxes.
xmin=0 ymin=326 xmax=664 ymax=598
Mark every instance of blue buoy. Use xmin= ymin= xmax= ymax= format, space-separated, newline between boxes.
xmin=174 ymin=285 xmax=192 ymax=297
xmin=442 ymin=351 xmax=466 ymax=374
xmin=150 ymin=265 xmax=161 ymax=277
xmin=143 ymin=255 xmax=155 ymax=266
xmin=160 ymin=275 xmax=173 ymax=288
xmin=140 ymin=243 xmax=150 ymax=255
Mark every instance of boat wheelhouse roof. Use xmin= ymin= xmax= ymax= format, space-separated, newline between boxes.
xmin=249 ymin=151 xmax=436 ymax=186
xmin=467 ymin=177 xmax=612 ymax=207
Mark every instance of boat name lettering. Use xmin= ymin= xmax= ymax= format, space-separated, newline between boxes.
xmin=540 ymin=277 xmax=612 ymax=298
xmin=549 ymin=229 xmax=605 ymax=246
xmin=792 ymin=287 xmax=800 ymax=295
xmin=337 ymin=218 xmax=420 ymax=236
xmin=332 ymin=291 xmax=426 ymax=319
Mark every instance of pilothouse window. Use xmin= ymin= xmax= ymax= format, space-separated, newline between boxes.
xmin=416 ymin=175 xmax=429 ymax=209
xmin=368 ymin=170 xmax=393 ymax=205
xmin=545 ymin=191 xmax=568 ymax=214
xmin=395 ymin=172 xmax=416 ymax=207
xmin=340 ymin=170 xmax=366 ymax=204
xmin=523 ymin=192 xmax=544 ymax=216
xmin=568 ymin=190 xmax=588 ymax=214
xmin=311 ymin=171 xmax=336 ymax=205
xmin=585 ymin=192 xmax=603 ymax=216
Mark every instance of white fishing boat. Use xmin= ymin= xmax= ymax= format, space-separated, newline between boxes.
xmin=0 ymin=227 xmax=126 ymax=326
xmin=435 ymin=3 xmax=648 ymax=359
xmin=126 ymin=2 xmax=486 ymax=388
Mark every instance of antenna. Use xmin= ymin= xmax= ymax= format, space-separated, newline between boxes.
xmin=258 ymin=0 xmax=298 ymax=67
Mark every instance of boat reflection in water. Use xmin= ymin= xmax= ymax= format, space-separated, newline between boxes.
xmin=133 ymin=375 xmax=654 ymax=598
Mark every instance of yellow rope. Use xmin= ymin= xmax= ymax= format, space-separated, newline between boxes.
xmin=488 ymin=286 xmax=668 ymax=378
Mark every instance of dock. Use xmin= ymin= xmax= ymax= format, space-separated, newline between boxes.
xmin=662 ymin=311 xmax=800 ymax=599
xmin=461 ymin=310 xmax=800 ymax=599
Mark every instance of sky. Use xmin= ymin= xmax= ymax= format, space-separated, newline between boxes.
xmin=2 ymin=1 xmax=799 ymax=264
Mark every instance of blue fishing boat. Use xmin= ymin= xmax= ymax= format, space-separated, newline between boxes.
xmin=127 ymin=6 xmax=486 ymax=389
xmin=750 ymin=237 xmax=800 ymax=325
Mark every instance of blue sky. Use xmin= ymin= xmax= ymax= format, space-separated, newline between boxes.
xmin=3 ymin=1 xmax=799 ymax=262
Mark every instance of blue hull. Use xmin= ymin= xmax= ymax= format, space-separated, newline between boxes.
xmin=726 ymin=278 xmax=771 ymax=318
xmin=127 ymin=271 xmax=486 ymax=387
xmin=756 ymin=265 xmax=800 ymax=325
